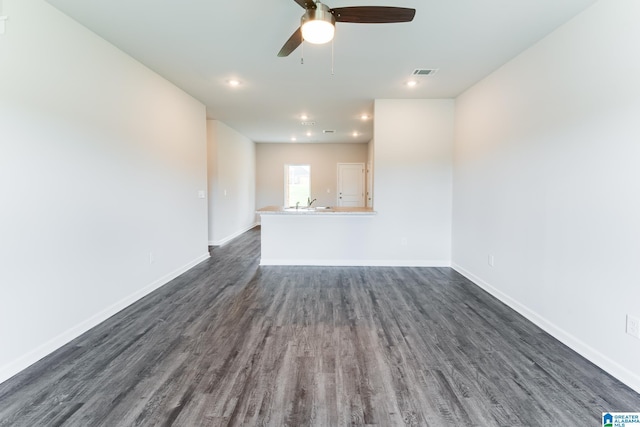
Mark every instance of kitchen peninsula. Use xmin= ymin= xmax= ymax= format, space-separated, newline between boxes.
xmin=256 ymin=206 xmax=377 ymax=266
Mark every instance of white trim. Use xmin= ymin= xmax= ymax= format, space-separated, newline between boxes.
xmin=260 ymin=259 xmax=451 ymax=267
xmin=0 ymin=252 xmax=210 ymax=385
xmin=452 ymin=263 xmax=640 ymax=394
xmin=209 ymin=222 xmax=258 ymax=246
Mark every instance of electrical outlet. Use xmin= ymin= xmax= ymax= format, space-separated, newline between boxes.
xmin=149 ymin=252 xmax=155 ymax=264
xmin=626 ymin=315 xmax=640 ymax=339
xmin=488 ymin=254 xmax=495 ymax=267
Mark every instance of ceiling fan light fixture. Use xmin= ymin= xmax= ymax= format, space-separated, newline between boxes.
xmin=301 ymin=4 xmax=336 ymax=44
xmin=301 ymin=20 xmax=334 ymax=44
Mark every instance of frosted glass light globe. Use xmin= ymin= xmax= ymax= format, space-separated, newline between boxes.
xmin=302 ymin=20 xmax=335 ymax=44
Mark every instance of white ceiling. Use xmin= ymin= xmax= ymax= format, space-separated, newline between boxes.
xmin=47 ymin=0 xmax=596 ymax=144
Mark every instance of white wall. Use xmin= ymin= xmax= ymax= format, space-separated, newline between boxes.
xmin=208 ymin=120 xmax=256 ymax=245
xmin=367 ymin=138 xmax=375 ymax=207
xmin=255 ymin=143 xmax=369 ymax=209
xmin=0 ymin=0 xmax=208 ymax=383
xmin=453 ymin=0 xmax=640 ymax=392
xmin=372 ymin=99 xmax=454 ymax=265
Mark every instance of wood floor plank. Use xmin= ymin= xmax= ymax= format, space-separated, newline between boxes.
xmin=1 ymin=226 xmax=639 ymax=426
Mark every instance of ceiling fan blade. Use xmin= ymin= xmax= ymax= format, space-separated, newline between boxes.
xmin=278 ymin=27 xmax=303 ymax=57
xmin=331 ymin=6 xmax=416 ymax=24
xmin=293 ymin=0 xmax=317 ymax=10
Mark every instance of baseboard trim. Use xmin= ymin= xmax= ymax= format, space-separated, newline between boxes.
xmin=0 ymin=252 xmax=210 ymax=385
xmin=452 ymin=263 xmax=640 ymax=394
xmin=260 ymin=259 xmax=451 ymax=267
xmin=209 ymin=223 xmax=258 ymax=247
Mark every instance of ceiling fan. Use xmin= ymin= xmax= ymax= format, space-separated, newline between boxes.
xmin=277 ymin=0 xmax=416 ymax=57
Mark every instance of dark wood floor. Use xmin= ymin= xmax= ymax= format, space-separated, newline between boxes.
xmin=1 ymin=227 xmax=638 ymax=426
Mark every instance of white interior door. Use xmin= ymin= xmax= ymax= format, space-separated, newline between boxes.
xmin=337 ymin=163 xmax=365 ymax=207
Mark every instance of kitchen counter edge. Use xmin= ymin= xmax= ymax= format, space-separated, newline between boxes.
xmin=256 ymin=206 xmax=377 ymax=215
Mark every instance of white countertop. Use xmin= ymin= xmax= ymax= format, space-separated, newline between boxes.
xmin=256 ymin=206 xmax=377 ymax=215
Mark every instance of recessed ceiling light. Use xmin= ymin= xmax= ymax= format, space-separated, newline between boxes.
xmin=227 ymin=79 xmax=241 ymax=87
xmin=406 ymin=80 xmax=417 ymax=87
xmin=291 ymin=136 xmax=297 ymax=142
xmin=300 ymin=114 xmax=309 ymax=120
xmin=352 ymin=131 xmax=359 ymax=137
xmin=360 ymin=114 xmax=370 ymax=121
xmin=306 ymin=131 xmax=312 ymax=137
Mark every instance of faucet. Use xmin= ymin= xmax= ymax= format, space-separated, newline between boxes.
xmin=296 ymin=201 xmax=300 ymax=210
xmin=307 ymin=197 xmax=317 ymax=207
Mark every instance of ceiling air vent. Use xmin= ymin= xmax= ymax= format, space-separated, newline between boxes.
xmin=301 ymin=121 xmax=316 ymax=126
xmin=412 ymin=68 xmax=438 ymax=76
xmin=323 ymin=130 xmax=335 ymax=134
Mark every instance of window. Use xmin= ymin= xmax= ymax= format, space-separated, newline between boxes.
xmin=284 ymin=164 xmax=310 ymax=207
